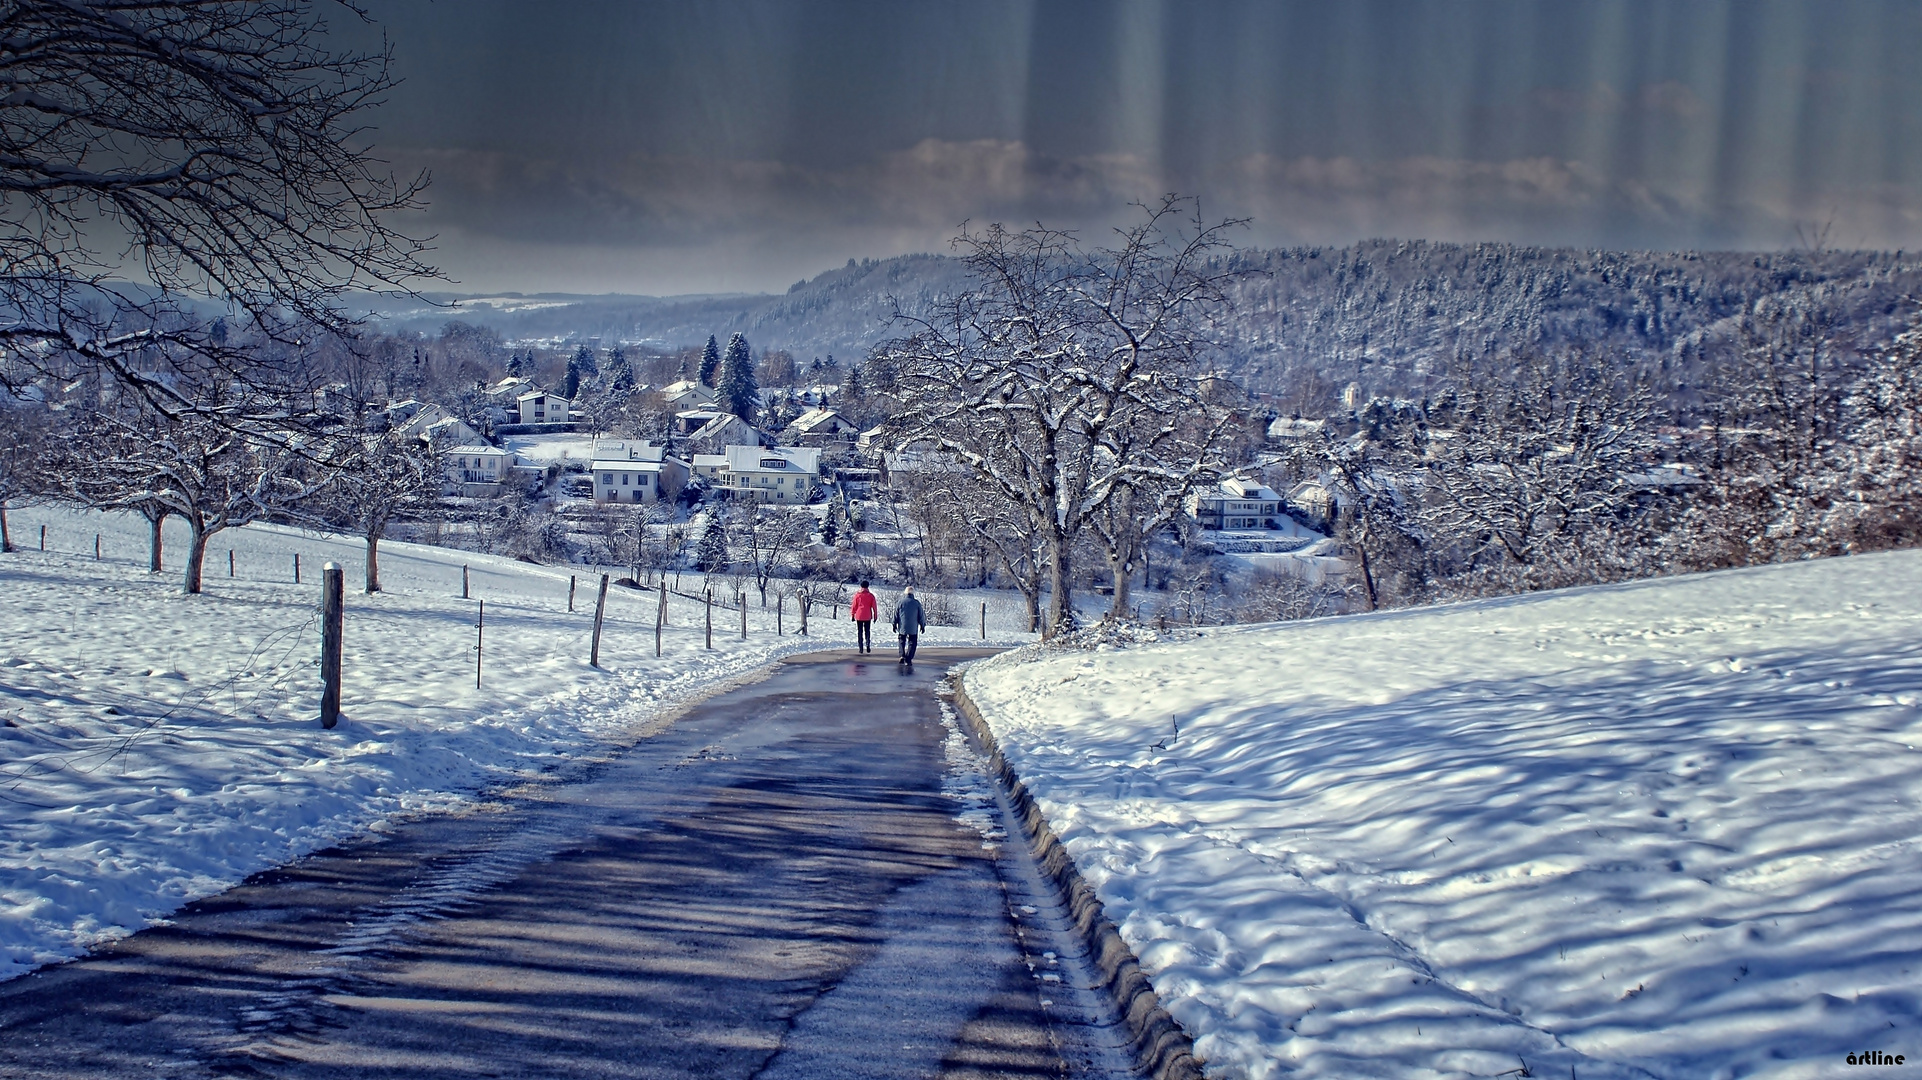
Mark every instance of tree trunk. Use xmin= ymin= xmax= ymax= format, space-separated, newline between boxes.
xmin=183 ymin=519 xmax=209 ymax=595
xmin=365 ymin=532 xmax=382 ymax=593
xmin=148 ymin=513 xmax=164 ymax=572
xmin=1107 ymin=549 xmax=1133 ymax=619
xmin=1045 ymin=536 xmax=1073 ymax=639
xmin=0 ymin=500 xmax=11 ymax=553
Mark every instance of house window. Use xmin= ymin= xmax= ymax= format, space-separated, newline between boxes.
xmin=601 ymin=473 xmax=612 ymax=484
xmin=621 ymin=474 xmax=629 ymax=486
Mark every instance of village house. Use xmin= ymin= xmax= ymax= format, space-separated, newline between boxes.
xmin=1188 ymin=477 xmax=1284 ymax=530
xmin=447 ymin=443 xmax=512 ymax=497
xmin=590 ymin=441 xmax=687 ymax=505
xmin=720 ymin=445 xmax=822 ymax=505
xmin=395 ymin=402 xmax=480 ymax=446
xmin=677 ymin=410 xmax=761 ymax=449
xmin=660 ymin=379 xmax=719 ymax=409
xmin=516 ymin=390 xmax=571 ymax=425
xmin=779 ymin=406 xmax=859 ymax=447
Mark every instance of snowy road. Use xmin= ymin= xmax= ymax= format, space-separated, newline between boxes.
xmin=0 ymin=649 xmax=1137 ymax=1079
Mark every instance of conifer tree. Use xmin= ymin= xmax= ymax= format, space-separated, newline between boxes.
xmin=699 ymin=335 xmax=721 ymax=386
xmin=718 ymin=332 xmax=759 ymax=421
xmin=607 ymin=346 xmax=634 ymax=390
xmin=696 ymin=513 xmax=729 ymax=572
xmin=563 ymin=355 xmax=582 ymax=399
xmin=574 ymin=343 xmax=599 ymax=378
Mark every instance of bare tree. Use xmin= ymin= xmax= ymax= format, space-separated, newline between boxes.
xmin=1 ymin=0 xmax=434 ymax=430
xmin=883 ymin=196 xmax=1244 ymax=637
xmin=325 ymin=431 xmax=443 ymax=593
xmin=1421 ymin=350 xmax=1662 ymax=592
xmin=70 ymin=402 xmax=325 ymax=593
xmin=731 ymin=505 xmax=809 ymax=606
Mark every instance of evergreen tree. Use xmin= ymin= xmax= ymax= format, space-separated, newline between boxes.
xmin=718 ymin=332 xmax=759 ymax=421
xmin=819 ymin=503 xmax=840 ymax=546
xmin=839 ymin=363 xmax=864 ymax=403
xmin=696 ymin=513 xmax=729 ymax=572
xmin=699 ymin=335 xmax=721 ymax=386
xmin=506 ymin=352 xmax=524 ymax=378
xmin=607 ymin=346 xmax=634 ymax=390
xmin=562 ymin=356 xmax=580 ymax=400
xmin=574 ymin=343 xmax=599 ymax=378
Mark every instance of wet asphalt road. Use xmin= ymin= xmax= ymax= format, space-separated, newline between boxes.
xmin=0 ymin=649 xmax=1139 ymax=1080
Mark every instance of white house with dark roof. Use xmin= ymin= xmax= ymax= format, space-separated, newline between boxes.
xmin=720 ymin=445 xmax=821 ymax=505
xmin=516 ymin=390 xmax=571 ymax=425
xmin=661 ymin=380 xmax=719 ymax=409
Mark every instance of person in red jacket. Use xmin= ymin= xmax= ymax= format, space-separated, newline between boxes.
xmin=849 ymin=579 xmax=878 ymax=654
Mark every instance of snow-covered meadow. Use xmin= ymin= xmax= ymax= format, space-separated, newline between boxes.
xmin=0 ymin=507 xmax=1027 ymax=982
xmin=965 ymin=552 xmax=1922 ymax=1079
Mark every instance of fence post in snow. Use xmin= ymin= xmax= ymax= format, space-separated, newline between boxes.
xmin=462 ymin=564 xmax=469 ymax=599
xmin=476 ymin=599 xmax=484 ymax=688
xmin=705 ymin=589 xmax=713 ymax=650
xmin=94 ymin=534 xmax=100 ymax=560
xmin=569 ymin=575 xmax=577 ymax=613
xmin=776 ymin=596 xmax=783 ymax=636
xmin=293 ymin=553 xmax=300 ymax=584
xmin=590 ymin=573 xmax=610 ymax=667
xmin=320 ymin=563 xmax=343 ymax=729
xmin=799 ymin=594 xmax=808 ymax=636
xmin=655 ymin=581 xmax=666 ymax=657
xmin=40 ymin=524 xmax=45 ymax=551
xmin=740 ymin=597 xmax=746 ymax=639
xmin=981 ymin=601 xmax=987 ymax=640
xmin=229 ymin=549 xmax=234 ymax=577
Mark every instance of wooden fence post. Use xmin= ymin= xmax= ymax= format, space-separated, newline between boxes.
xmin=655 ymin=582 xmax=665 ymax=656
xmin=981 ymin=601 xmax=987 ymax=640
xmin=476 ymin=599 xmax=484 ymax=688
xmin=229 ymin=549 xmax=234 ymax=577
xmin=293 ymin=553 xmax=301 ymax=584
xmin=320 ymin=563 xmax=343 ymax=729
xmin=590 ymin=573 xmax=610 ymax=667
xmin=462 ymin=564 xmax=470 ymax=599
xmin=40 ymin=524 xmax=45 ymax=551
xmin=740 ymin=596 xmax=747 ymax=639
xmin=568 ymin=575 xmax=577 ymax=612
xmin=800 ymin=595 xmax=808 ymax=636
xmin=776 ymin=596 xmax=783 ymax=635
xmin=704 ymin=589 xmax=713 ymax=650
xmin=94 ymin=534 xmax=100 ymax=560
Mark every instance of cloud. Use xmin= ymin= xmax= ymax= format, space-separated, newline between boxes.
xmin=393 ymin=139 xmax=1922 ymax=292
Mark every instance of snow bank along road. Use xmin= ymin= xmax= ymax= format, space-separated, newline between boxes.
xmin=0 ymin=649 xmax=1144 ymax=1079
xmin=0 ymin=507 xmax=1034 ymax=981
xmin=965 ymin=551 xmax=1922 ymax=1080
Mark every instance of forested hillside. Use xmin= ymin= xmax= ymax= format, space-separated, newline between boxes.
xmin=371 ymin=241 xmax=1922 ymax=411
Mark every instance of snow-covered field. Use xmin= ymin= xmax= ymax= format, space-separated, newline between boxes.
xmin=0 ymin=507 xmax=1029 ymax=982
xmin=965 ymin=552 xmax=1922 ymax=1079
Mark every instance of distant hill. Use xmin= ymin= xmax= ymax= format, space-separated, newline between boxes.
xmin=365 ymin=241 xmax=1922 ymax=408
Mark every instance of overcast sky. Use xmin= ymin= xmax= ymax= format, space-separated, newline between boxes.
xmin=344 ymin=0 xmax=1922 ymax=296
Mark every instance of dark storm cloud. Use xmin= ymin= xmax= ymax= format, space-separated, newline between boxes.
xmin=347 ymin=0 xmax=1922 ymax=294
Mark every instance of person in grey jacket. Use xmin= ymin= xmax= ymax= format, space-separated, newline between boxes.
xmin=891 ymin=586 xmax=926 ymax=663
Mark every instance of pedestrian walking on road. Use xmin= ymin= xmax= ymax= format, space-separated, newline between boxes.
xmin=892 ymin=586 xmax=926 ymax=664
xmin=850 ymin=579 xmax=877 ymax=654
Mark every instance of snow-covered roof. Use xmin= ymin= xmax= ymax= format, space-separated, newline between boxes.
xmin=517 ymin=389 xmax=567 ymax=404
xmin=1267 ymin=417 xmax=1325 ymax=441
xmin=724 ymin=444 xmax=821 ymax=474
xmin=590 ymin=457 xmax=666 ymax=473
xmin=449 ymin=442 xmax=507 ymax=456
xmin=592 ymin=440 xmax=666 ymax=463
xmin=784 ymin=407 xmax=852 ymax=435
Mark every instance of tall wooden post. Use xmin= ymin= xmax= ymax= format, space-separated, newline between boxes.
xmin=462 ymin=564 xmax=470 ymax=599
xmin=776 ymin=596 xmax=783 ymax=635
xmin=590 ymin=573 xmax=610 ymax=667
xmin=740 ymin=597 xmax=747 ymax=639
xmin=320 ymin=563 xmax=343 ymax=729
xmin=293 ymin=553 xmax=301 ymax=584
xmin=568 ymin=575 xmax=577 ymax=613
xmin=981 ymin=601 xmax=987 ymax=640
xmin=476 ymin=600 xmax=484 ymax=688
xmin=704 ymin=589 xmax=713 ymax=649
xmin=229 ymin=549 xmax=234 ymax=577
xmin=800 ymin=595 xmax=808 ymax=636
xmin=94 ymin=534 xmax=100 ymax=560
xmin=40 ymin=524 xmax=45 ymax=551
xmin=655 ymin=582 xmax=666 ymax=656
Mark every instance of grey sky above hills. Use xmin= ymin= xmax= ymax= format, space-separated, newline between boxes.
xmin=342 ymin=0 xmax=1922 ymax=297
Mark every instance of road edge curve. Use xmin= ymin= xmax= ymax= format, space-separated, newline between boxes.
xmin=949 ymin=674 xmax=1205 ymax=1080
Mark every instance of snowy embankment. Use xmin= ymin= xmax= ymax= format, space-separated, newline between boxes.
xmin=964 ymin=553 xmax=1922 ymax=1080
xmin=0 ymin=508 xmax=1029 ymax=983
